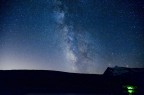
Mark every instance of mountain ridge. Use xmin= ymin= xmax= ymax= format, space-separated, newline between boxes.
xmin=0 ymin=67 xmax=144 ymax=95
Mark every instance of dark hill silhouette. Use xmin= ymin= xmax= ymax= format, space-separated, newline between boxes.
xmin=0 ymin=67 xmax=144 ymax=95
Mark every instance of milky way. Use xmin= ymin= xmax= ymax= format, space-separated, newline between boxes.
xmin=0 ymin=0 xmax=144 ymax=74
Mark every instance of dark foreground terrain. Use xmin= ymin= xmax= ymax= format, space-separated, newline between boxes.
xmin=0 ymin=67 xmax=144 ymax=95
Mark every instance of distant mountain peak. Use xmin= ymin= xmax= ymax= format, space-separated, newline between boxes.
xmin=104 ymin=66 xmax=144 ymax=76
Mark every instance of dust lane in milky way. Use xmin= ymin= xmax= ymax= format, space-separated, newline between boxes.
xmin=0 ymin=0 xmax=144 ymax=74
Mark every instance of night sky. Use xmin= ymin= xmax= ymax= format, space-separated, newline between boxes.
xmin=0 ymin=0 xmax=144 ymax=74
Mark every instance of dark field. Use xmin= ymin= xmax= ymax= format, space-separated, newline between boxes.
xmin=0 ymin=67 xmax=144 ymax=95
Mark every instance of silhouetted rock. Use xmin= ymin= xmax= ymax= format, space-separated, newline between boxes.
xmin=104 ymin=66 xmax=144 ymax=76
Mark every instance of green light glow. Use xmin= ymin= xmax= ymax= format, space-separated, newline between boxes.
xmin=128 ymin=89 xmax=134 ymax=94
xmin=127 ymin=86 xmax=134 ymax=90
xmin=123 ymin=85 xmax=137 ymax=95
